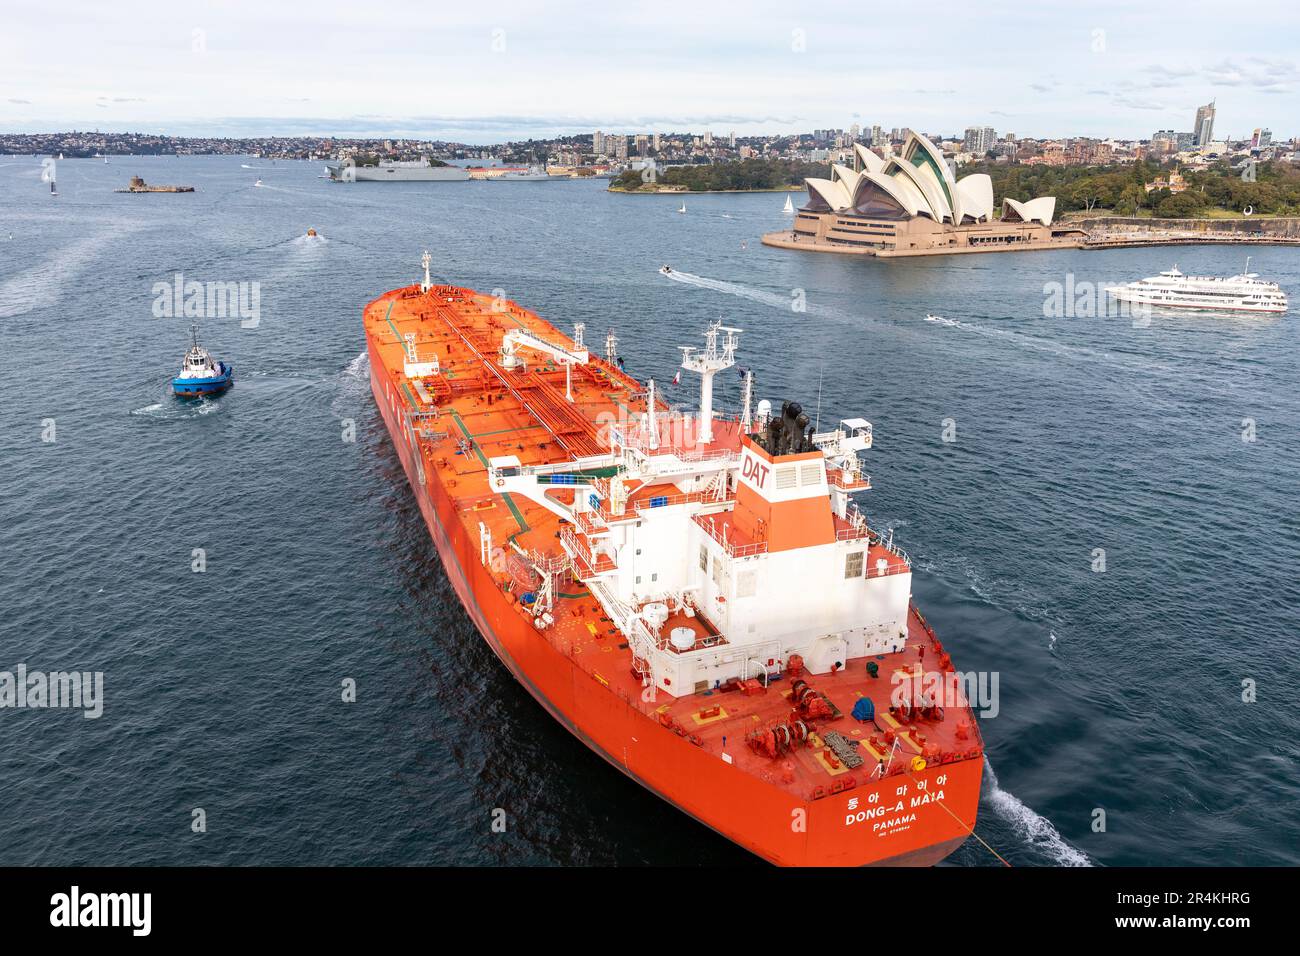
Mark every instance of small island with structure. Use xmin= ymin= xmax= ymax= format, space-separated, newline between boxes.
xmin=115 ymin=175 xmax=195 ymax=193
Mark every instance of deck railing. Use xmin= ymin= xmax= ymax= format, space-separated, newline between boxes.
xmin=692 ymin=514 xmax=768 ymax=558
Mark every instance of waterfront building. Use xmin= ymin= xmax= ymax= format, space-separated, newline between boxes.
xmin=764 ymin=131 xmax=1081 ymax=258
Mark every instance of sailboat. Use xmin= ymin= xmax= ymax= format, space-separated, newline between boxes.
xmin=783 ymin=194 xmax=794 ymax=214
xmin=677 ymin=201 xmax=686 ymax=214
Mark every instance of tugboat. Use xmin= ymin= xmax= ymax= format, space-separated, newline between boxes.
xmin=172 ymin=325 xmax=233 ymax=397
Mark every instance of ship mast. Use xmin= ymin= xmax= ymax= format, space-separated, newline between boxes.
xmin=679 ymin=320 xmax=741 ymax=445
xmin=420 ymin=250 xmax=432 ymax=293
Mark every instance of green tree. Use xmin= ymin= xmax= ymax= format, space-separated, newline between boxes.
xmin=1156 ymin=191 xmax=1205 ymax=218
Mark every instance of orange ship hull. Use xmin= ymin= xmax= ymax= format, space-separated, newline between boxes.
xmin=366 ymin=311 xmax=983 ymax=866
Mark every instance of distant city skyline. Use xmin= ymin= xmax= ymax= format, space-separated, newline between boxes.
xmin=3 ymin=1 xmax=1299 ymax=142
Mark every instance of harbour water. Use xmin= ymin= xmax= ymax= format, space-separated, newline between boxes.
xmin=2 ymin=156 xmax=1297 ymax=866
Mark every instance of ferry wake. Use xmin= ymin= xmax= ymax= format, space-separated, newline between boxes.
xmin=363 ymin=254 xmax=985 ymax=866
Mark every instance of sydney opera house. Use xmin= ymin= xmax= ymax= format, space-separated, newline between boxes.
xmin=762 ymin=132 xmax=1087 ymax=257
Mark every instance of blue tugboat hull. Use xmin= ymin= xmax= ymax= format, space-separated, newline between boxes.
xmin=172 ymin=363 xmax=233 ymax=397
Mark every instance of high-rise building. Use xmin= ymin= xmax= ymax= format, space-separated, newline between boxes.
xmin=728 ymin=130 xmax=736 ymax=147
xmin=593 ymin=130 xmax=604 ymax=155
xmin=1252 ymin=128 xmax=1272 ymax=148
xmin=652 ymin=132 xmax=661 ymax=152
xmin=703 ymin=131 xmax=713 ymax=146
xmin=1193 ymin=101 xmax=1215 ymax=147
xmin=1150 ymin=129 xmax=1178 ymax=154
xmin=963 ymin=126 xmax=995 ymax=154
xmin=635 ymin=134 xmax=648 ymax=155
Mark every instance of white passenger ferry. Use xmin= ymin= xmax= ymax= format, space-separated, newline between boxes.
xmin=1106 ymin=259 xmax=1287 ymax=314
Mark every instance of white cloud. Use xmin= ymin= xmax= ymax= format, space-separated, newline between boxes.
xmin=0 ymin=0 xmax=1295 ymax=139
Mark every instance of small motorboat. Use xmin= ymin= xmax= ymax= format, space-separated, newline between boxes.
xmin=172 ymin=325 xmax=233 ymax=397
xmin=254 ymin=178 xmax=264 ymax=187
xmin=659 ymin=265 xmax=673 ymax=276
xmin=306 ymin=227 xmax=318 ymax=238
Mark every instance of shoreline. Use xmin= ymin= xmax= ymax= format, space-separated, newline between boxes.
xmin=608 ymin=185 xmax=804 ymax=195
xmin=762 ymin=228 xmax=1300 ymax=258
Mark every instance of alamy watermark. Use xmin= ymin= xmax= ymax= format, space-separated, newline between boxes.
xmin=1 ymin=665 xmax=104 ymax=718
xmin=891 ymin=669 xmax=999 ymax=719
xmin=152 ymin=272 xmax=261 ymax=329
xmin=1043 ymin=273 xmax=1152 ymax=326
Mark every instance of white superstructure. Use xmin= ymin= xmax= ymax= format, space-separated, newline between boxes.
xmin=1106 ymin=261 xmax=1287 ymax=314
xmin=486 ymin=322 xmax=911 ymax=699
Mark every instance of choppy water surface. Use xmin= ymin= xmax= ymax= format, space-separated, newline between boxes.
xmin=2 ymin=156 xmax=1297 ymax=866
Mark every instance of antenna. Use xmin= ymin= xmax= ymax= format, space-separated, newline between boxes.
xmin=645 ymin=378 xmax=659 ymax=450
xmin=814 ymin=366 xmax=824 ymax=431
xmin=420 ymin=250 xmax=432 ymax=293
xmin=740 ymin=368 xmax=754 ymax=431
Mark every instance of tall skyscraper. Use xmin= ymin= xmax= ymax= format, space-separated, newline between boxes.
xmin=703 ymin=130 xmax=713 ymax=146
xmin=963 ymin=126 xmax=995 ymax=154
xmin=652 ymin=131 xmax=661 ymax=152
xmin=728 ymin=130 xmax=735 ymax=147
xmin=593 ymin=130 xmax=604 ymax=155
xmin=1193 ymin=101 xmax=1216 ymax=147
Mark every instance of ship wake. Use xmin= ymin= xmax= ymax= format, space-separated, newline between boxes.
xmin=660 ymin=267 xmax=805 ymax=312
xmin=923 ymin=312 xmax=1173 ymax=374
xmin=983 ymin=758 xmax=1092 ymax=866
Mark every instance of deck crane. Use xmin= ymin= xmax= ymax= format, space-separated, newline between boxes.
xmin=499 ymin=327 xmax=590 ymax=402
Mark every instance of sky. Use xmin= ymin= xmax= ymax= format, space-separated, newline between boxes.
xmin=3 ymin=0 xmax=1298 ymax=143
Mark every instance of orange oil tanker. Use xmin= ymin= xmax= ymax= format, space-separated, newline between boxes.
xmin=364 ymin=258 xmax=985 ymax=866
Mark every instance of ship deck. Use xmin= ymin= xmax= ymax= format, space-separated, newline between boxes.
xmin=365 ymin=284 xmax=983 ymax=801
